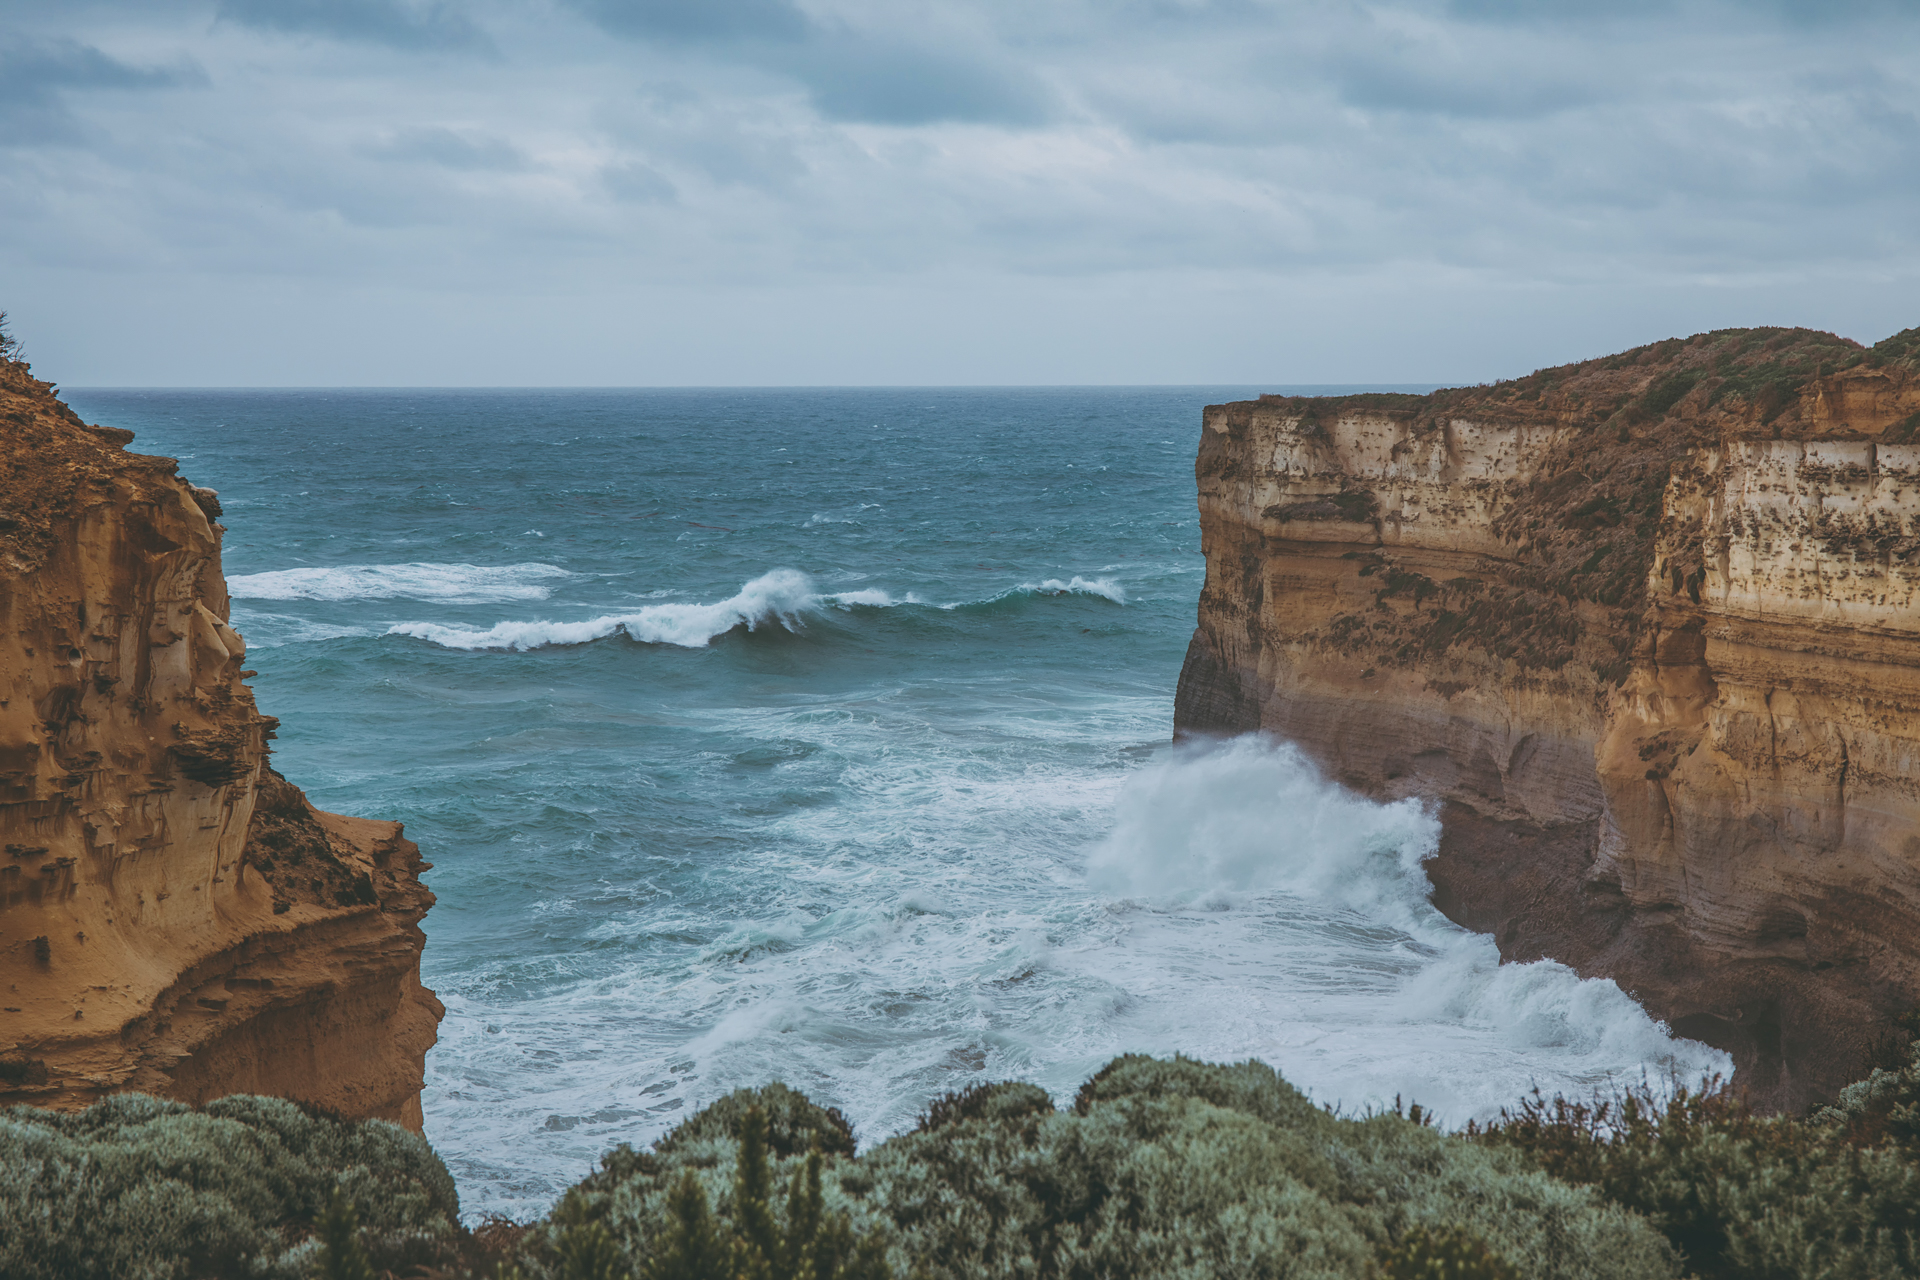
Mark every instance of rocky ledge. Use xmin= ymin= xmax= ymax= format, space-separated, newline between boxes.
xmin=0 ymin=360 xmax=441 ymax=1126
xmin=1177 ymin=325 xmax=1920 ymax=1111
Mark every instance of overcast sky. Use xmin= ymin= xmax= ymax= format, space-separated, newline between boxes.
xmin=3 ymin=0 xmax=1917 ymax=385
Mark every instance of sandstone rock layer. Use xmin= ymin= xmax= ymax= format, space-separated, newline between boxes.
xmin=1177 ymin=326 xmax=1920 ymax=1111
xmin=0 ymin=360 xmax=441 ymax=1127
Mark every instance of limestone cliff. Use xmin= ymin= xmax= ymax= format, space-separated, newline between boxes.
xmin=1177 ymin=325 xmax=1920 ymax=1112
xmin=0 ymin=359 xmax=442 ymax=1127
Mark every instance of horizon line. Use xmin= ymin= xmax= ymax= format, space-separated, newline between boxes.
xmin=58 ymin=381 xmax=1458 ymax=393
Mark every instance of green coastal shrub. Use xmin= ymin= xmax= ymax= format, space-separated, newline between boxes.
xmin=0 ymin=1093 xmax=461 ymax=1279
xmin=27 ymin=1052 xmax=1920 ymax=1278
xmin=1474 ymin=1050 xmax=1920 ymax=1280
xmin=519 ymin=1055 xmax=1677 ymax=1280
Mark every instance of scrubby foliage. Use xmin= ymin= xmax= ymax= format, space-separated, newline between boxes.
xmin=1472 ymin=1044 xmax=1920 ymax=1279
xmin=0 ymin=310 xmax=20 ymax=363
xmin=519 ymin=1056 xmax=1677 ymax=1280
xmin=513 ymin=1101 xmax=887 ymax=1280
xmin=1870 ymin=325 xmax=1920 ymax=376
xmin=0 ymin=1093 xmax=462 ymax=1278
xmin=25 ymin=1052 xmax=1920 ymax=1278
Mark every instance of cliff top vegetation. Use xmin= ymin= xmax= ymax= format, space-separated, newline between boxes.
xmin=14 ymin=1045 xmax=1920 ymax=1279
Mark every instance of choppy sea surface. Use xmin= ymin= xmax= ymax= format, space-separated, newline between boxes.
xmin=64 ymin=387 xmax=1727 ymax=1219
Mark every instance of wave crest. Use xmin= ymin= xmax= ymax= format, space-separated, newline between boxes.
xmin=1014 ymin=577 xmax=1127 ymax=605
xmin=388 ymin=569 xmax=1124 ymax=652
xmin=389 ymin=569 xmax=816 ymax=651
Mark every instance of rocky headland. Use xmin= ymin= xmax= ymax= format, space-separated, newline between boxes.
xmin=0 ymin=359 xmax=441 ymax=1126
xmin=1177 ymin=325 xmax=1920 ymax=1111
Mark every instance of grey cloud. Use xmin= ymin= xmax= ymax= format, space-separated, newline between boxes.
xmin=564 ymin=1 xmax=1052 ymax=125
xmin=1441 ymin=0 xmax=1676 ymax=21
xmin=7 ymin=0 xmax=1920 ymax=386
xmin=361 ymin=126 xmax=530 ymax=170
xmin=789 ymin=36 xmax=1055 ymax=126
xmin=565 ymin=0 xmax=808 ymax=44
xmin=0 ymin=37 xmax=202 ymax=144
xmin=215 ymin=0 xmax=490 ymax=51
xmin=1328 ymin=52 xmax=1609 ymax=119
xmin=1444 ymin=0 xmax=1910 ymax=25
xmin=601 ymin=160 xmax=678 ymax=203
xmin=600 ymin=97 xmax=812 ymax=189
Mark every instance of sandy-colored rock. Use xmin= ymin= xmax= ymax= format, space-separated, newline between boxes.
xmin=0 ymin=359 xmax=441 ymax=1127
xmin=1177 ymin=326 xmax=1920 ymax=1111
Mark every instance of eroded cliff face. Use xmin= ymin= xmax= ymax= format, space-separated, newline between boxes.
xmin=1177 ymin=325 xmax=1920 ymax=1111
xmin=0 ymin=359 xmax=441 ymax=1127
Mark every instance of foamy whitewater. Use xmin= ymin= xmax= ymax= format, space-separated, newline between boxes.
xmin=67 ymin=386 xmax=1728 ymax=1220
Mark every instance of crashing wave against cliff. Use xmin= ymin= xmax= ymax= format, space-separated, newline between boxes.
xmin=1177 ymin=325 xmax=1920 ymax=1111
xmin=0 ymin=358 xmax=441 ymax=1126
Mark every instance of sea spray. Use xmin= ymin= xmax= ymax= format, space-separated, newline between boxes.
xmin=1085 ymin=735 xmax=1436 ymax=914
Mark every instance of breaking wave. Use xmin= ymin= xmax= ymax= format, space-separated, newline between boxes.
xmin=229 ymin=562 xmax=570 ymax=604
xmin=1008 ymin=577 xmax=1127 ymax=605
xmin=390 ymin=569 xmax=818 ymax=650
xmin=387 ymin=569 xmax=1118 ymax=651
xmin=1086 ymin=736 xmax=1729 ymax=1094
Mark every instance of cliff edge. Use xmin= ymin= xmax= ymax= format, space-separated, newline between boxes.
xmin=1177 ymin=325 xmax=1920 ymax=1111
xmin=0 ymin=359 xmax=442 ymax=1127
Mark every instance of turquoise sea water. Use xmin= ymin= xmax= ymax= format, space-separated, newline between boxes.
xmin=65 ymin=387 xmax=1726 ymax=1219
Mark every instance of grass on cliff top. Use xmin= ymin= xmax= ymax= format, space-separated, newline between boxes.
xmin=12 ymin=1044 xmax=1920 ymax=1279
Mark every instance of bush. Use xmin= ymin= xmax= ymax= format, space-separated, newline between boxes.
xmin=520 ymin=1103 xmax=887 ymax=1280
xmin=0 ymin=310 xmax=19 ymax=363
xmin=0 ymin=1093 xmax=462 ymax=1279
xmin=519 ymin=1055 xmax=1677 ymax=1280
xmin=1473 ymin=1057 xmax=1920 ymax=1280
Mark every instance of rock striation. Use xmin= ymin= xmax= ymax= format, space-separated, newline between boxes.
xmin=1177 ymin=326 xmax=1920 ymax=1111
xmin=0 ymin=359 xmax=441 ymax=1127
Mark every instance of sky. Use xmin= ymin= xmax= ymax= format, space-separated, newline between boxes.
xmin=3 ymin=0 xmax=1918 ymax=386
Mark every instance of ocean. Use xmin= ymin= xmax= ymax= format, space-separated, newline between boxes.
xmin=63 ymin=386 xmax=1727 ymax=1219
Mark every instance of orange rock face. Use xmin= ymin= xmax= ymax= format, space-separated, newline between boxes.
xmin=0 ymin=360 xmax=441 ymax=1127
xmin=1177 ymin=326 xmax=1920 ymax=1111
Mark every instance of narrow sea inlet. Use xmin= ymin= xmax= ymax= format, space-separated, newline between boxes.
xmin=66 ymin=386 xmax=1727 ymax=1219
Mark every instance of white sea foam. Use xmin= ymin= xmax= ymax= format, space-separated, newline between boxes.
xmin=424 ymin=731 xmax=1728 ymax=1219
xmin=1077 ymin=737 xmax=1727 ymax=1116
xmin=827 ymin=588 xmax=926 ymax=608
xmin=229 ymin=562 xmax=570 ymax=604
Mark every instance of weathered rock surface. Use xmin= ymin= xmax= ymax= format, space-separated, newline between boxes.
xmin=1177 ymin=326 xmax=1920 ymax=1111
xmin=0 ymin=359 xmax=441 ymax=1126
